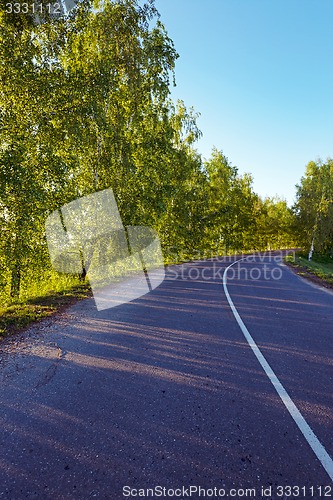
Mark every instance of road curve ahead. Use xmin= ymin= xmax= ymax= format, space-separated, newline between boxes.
xmin=0 ymin=253 xmax=332 ymax=498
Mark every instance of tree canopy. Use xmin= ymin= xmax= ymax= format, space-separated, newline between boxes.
xmin=0 ymin=0 xmax=299 ymax=304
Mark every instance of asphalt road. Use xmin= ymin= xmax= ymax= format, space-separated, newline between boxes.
xmin=0 ymin=253 xmax=332 ymax=499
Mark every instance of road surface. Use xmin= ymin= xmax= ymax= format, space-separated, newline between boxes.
xmin=0 ymin=253 xmax=332 ymax=498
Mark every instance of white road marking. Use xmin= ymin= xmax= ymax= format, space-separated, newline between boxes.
xmin=223 ymin=257 xmax=333 ymax=482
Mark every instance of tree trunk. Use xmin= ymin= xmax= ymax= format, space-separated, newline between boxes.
xmin=10 ymin=224 xmax=23 ymax=300
xmin=308 ymin=237 xmax=315 ymax=261
xmin=10 ymin=262 xmax=21 ymax=299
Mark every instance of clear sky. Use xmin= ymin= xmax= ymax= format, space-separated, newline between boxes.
xmin=154 ymin=0 xmax=333 ymax=206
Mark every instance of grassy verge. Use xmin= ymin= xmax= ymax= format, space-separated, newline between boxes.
xmin=0 ymin=282 xmax=92 ymax=339
xmin=284 ymin=252 xmax=333 ymax=289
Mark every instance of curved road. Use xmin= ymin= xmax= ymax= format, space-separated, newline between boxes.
xmin=0 ymin=253 xmax=332 ymax=498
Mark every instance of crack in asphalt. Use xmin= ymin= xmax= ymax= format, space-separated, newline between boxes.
xmin=35 ymin=344 xmax=65 ymax=389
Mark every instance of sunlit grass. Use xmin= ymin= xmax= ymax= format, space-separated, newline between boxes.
xmin=0 ymin=269 xmax=92 ymax=338
xmin=19 ymin=270 xmax=84 ymax=302
xmin=285 ymin=252 xmax=333 ymax=285
xmin=0 ymin=304 xmax=56 ymax=337
xmin=297 ymin=256 xmax=333 ymax=278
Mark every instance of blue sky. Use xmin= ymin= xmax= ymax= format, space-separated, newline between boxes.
xmin=155 ymin=0 xmax=333 ymax=206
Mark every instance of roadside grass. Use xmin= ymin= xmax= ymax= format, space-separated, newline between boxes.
xmin=285 ymin=252 xmax=333 ymax=288
xmin=0 ymin=281 xmax=92 ymax=339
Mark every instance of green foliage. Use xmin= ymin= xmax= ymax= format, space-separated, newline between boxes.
xmin=252 ymin=196 xmax=296 ymax=251
xmin=294 ymin=158 xmax=333 ymax=256
xmin=202 ymin=149 xmax=258 ymax=253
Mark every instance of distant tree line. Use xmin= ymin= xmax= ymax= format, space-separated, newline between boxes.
xmin=0 ymin=0 xmax=297 ymax=304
